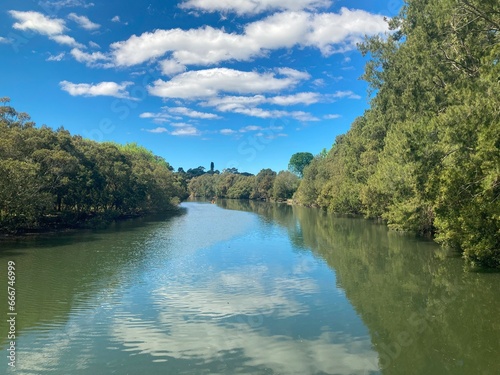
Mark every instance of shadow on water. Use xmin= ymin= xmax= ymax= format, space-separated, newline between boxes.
xmin=217 ymin=200 xmax=500 ymax=375
xmin=0 ymin=208 xmax=186 ymax=253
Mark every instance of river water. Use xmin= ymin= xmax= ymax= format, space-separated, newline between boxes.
xmin=0 ymin=201 xmax=499 ymax=374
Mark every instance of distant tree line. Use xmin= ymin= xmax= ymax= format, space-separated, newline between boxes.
xmin=0 ymin=98 xmax=186 ymax=233
xmin=293 ymin=0 xmax=499 ymax=267
xmin=188 ymin=168 xmax=300 ymax=201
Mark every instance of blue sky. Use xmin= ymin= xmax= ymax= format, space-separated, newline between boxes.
xmin=0 ymin=0 xmax=402 ymax=174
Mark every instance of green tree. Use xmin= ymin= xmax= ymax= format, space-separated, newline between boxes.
xmin=273 ymin=171 xmax=299 ymax=200
xmin=288 ymin=152 xmax=314 ymax=177
xmin=252 ymin=169 xmax=277 ymax=200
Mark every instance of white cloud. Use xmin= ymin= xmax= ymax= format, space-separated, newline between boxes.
xmin=179 ymin=0 xmax=332 ymax=15
xmin=139 ymin=111 xmax=182 ymax=124
xmin=202 ymin=92 xmax=318 ymax=110
xmin=202 ymin=95 xmax=266 ymax=111
xmin=171 ymin=126 xmax=200 ymax=136
xmin=9 ymin=10 xmax=66 ymax=35
xmin=269 ymin=92 xmax=319 ymax=106
xmin=306 ymin=8 xmax=388 ymax=55
xmin=220 ymin=128 xmax=236 ymax=135
xmin=312 ymin=78 xmax=325 ymax=87
xmin=70 ymin=48 xmax=111 ymax=67
xmin=331 ymin=90 xmax=361 ymax=100
xmin=240 ymin=125 xmax=263 ymax=132
xmin=290 ymin=111 xmax=320 ymax=121
xmin=170 ymin=122 xmax=192 ymax=128
xmin=60 ymin=80 xmax=135 ymax=99
xmin=244 ymin=11 xmax=311 ymax=50
xmin=50 ymin=34 xmax=84 ymax=48
xmin=159 ymin=59 xmax=186 ymax=76
xmin=0 ymin=37 xmax=12 ymax=44
xmin=68 ymin=13 xmax=100 ymax=30
xmin=109 ymin=8 xmax=388 ymax=68
xmin=148 ymin=68 xmax=308 ymax=99
xmin=167 ymin=106 xmax=221 ymax=119
xmin=144 ymin=127 xmax=168 ymax=133
xmin=38 ymin=0 xmax=94 ymax=9
xmin=9 ymin=10 xmax=85 ymax=48
xmin=88 ymin=41 xmax=100 ymax=49
xmin=46 ymin=52 xmax=65 ymax=61
xmin=324 ymin=114 xmax=341 ymax=119
xmin=199 ymin=92 xmax=320 ymax=120
xmin=111 ymin=15 xmax=120 ymax=22
xmin=111 ymin=26 xmax=250 ymax=67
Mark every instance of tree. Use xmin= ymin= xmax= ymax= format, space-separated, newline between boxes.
xmin=252 ymin=169 xmax=277 ymax=200
xmin=273 ymin=171 xmax=299 ymax=200
xmin=210 ymin=161 xmax=214 ymax=173
xmin=288 ymin=152 xmax=314 ymax=177
xmin=293 ymin=0 xmax=500 ymax=267
xmin=0 ymin=101 xmax=186 ymax=232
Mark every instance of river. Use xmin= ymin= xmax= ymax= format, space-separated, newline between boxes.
xmin=0 ymin=201 xmax=499 ymax=374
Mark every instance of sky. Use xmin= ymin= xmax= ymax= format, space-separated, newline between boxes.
xmin=0 ymin=0 xmax=402 ymax=174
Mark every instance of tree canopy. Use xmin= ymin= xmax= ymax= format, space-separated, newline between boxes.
xmin=0 ymin=99 xmax=185 ymax=232
xmin=294 ymin=0 xmax=500 ymax=268
xmin=288 ymin=152 xmax=314 ymax=177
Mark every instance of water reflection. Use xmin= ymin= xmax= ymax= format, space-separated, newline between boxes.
xmin=0 ymin=201 xmax=498 ymax=374
xmin=111 ymin=255 xmax=378 ymax=375
xmin=216 ymin=200 xmax=500 ymax=375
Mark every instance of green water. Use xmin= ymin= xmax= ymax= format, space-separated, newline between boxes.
xmin=0 ymin=201 xmax=499 ymax=375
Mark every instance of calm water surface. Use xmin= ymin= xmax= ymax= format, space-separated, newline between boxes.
xmin=0 ymin=201 xmax=499 ymax=375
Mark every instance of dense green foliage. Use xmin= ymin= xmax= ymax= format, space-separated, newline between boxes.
xmin=189 ymin=168 xmax=299 ymax=201
xmin=0 ymin=99 xmax=185 ymax=232
xmin=288 ymin=152 xmax=314 ymax=177
xmin=295 ymin=0 xmax=500 ymax=267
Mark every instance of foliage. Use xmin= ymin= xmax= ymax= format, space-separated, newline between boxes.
xmin=273 ymin=171 xmax=299 ymax=200
xmin=294 ymin=0 xmax=500 ymax=267
xmin=188 ymin=168 xmax=298 ymax=201
xmin=288 ymin=152 xmax=314 ymax=177
xmin=0 ymin=100 xmax=185 ymax=232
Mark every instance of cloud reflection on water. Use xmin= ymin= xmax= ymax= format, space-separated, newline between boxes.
xmin=111 ymin=263 xmax=379 ymax=374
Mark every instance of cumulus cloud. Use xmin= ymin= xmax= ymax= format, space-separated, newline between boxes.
xmin=142 ymin=125 xmax=200 ymax=136
xmin=324 ymin=114 xmax=341 ymax=119
xmin=50 ymin=34 xmax=83 ymax=47
xmin=179 ymin=0 xmax=332 ymax=15
xmin=148 ymin=68 xmax=309 ymax=99
xmin=68 ymin=13 xmax=100 ymax=30
xmin=46 ymin=52 xmax=65 ymax=61
xmin=331 ymin=90 xmax=361 ymax=100
xmin=60 ymin=80 xmax=135 ymax=99
xmin=109 ymin=8 xmax=388 ymax=68
xmin=10 ymin=10 xmax=66 ymax=35
xmin=269 ymin=92 xmax=319 ymax=106
xmin=139 ymin=111 xmax=178 ymax=123
xmin=202 ymin=95 xmax=266 ymax=111
xmin=171 ymin=126 xmax=200 ymax=136
xmin=70 ymin=48 xmax=112 ymax=67
xmin=220 ymin=128 xmax=237 ymax=135
xmin=167 ymin=106 xmax=221 ymax=119
xmin=198 ymin=91 xmax=320 ymax=120
xmin=9 ymin=10 xmax=84 ymax=48
xmin=240 ymin=125 xmax=263 ymax=132
xmin=159 ymin=59 xmax=186 ymax=76
xmin=111 ymin=15 xmax=121 ymax=22
xmin=38 ymin=0 xmax=94 ymax=9
xmin=144 ymin=127 xmax=168 ymax=133
xmin=0 ymin=37 xmax=13 ymax=44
